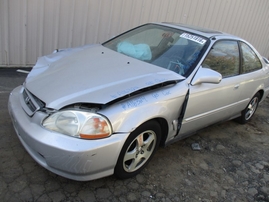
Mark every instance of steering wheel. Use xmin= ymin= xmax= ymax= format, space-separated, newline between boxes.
xmin=167 ymin=57 xmax=186 ymax=75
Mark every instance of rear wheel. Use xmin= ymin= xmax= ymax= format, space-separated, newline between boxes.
xmin=114 ymin=121 xmax=161 ymax=179
xmin=236 ymin=93 xmax=260 ymax=124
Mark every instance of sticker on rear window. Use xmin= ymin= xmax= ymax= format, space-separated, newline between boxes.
xmin=180 ymin=33 xmax=206 ymax=45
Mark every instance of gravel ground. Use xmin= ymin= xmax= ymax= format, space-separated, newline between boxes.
xmin=0 ymin=68 xmax=268 ymax=202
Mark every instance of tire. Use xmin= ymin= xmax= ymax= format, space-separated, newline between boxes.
xmin=236 ymin=93 xmax=260 ymax=124
xmin=114 ymin=120 xmax=161 ymax=179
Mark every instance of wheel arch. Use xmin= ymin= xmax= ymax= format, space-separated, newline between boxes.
xmin=122 ymin=117 xmax=169 ymax=147
xmin=257 ymin=89 xmax=264 ymax=101
xmin=153 ymin=117 xmax=169 ymax=147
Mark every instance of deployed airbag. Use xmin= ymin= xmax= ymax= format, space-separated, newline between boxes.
xmin=117 ymin=41 xmax=152 ymax=61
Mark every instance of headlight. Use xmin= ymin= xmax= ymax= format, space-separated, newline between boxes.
xmin=42 ymin=110 xmax=112 ymax=139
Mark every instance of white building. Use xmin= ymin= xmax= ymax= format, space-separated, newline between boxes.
xmin=0 ymin=0 xmax=268 ymax=67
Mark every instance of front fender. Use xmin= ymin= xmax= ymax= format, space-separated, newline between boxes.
xmin=101 ymin=83 xmax=188 ymax=136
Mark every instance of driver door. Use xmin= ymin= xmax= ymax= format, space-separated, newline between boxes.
xmin=178 ymin=40 xmax=245 ymax=136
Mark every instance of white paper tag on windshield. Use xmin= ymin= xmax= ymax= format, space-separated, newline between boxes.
xmin=180 ymin=33 xmax=206 ymax=45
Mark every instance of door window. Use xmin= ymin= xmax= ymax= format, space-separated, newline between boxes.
xmin=202 ymin=40 xmax=240 ymax=77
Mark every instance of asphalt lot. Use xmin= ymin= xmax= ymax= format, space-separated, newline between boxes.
xmin=0 ymin=68 xmax=269 ymax=202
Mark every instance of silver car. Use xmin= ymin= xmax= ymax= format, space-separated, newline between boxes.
xmin=8 ymin=23 xmax=269 ymax=181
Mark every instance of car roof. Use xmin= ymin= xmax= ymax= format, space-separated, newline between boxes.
xmin=155 ymin=22 xmax=241 ymax=40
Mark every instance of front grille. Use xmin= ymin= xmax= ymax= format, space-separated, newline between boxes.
xmin=22 ymin=90 xmax=37 ymax=112
xmin=20 ymin=87 xmax=45 ymax=116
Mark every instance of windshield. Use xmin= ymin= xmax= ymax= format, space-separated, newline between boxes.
xmin=103 ymin=24 xmax=208 ymax=77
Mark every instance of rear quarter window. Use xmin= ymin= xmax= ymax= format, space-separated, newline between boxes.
xmin=240 ymin=42 xmax=262 ymax=73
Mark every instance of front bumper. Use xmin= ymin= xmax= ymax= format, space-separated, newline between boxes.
xmin=8 ymin=86 xmax=128 ymax=181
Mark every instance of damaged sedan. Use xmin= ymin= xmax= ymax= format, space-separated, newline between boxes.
xmin=8 ymin=23 xmax=269 ymax=181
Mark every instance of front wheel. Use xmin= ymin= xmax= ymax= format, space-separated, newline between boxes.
xmin=114 ymin=121 xmax=161 ymax=179
xmin=236 ymin=93 xmax=260 ymax=124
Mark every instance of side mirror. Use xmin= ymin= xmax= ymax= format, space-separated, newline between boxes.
xmin=191 ymin=67 xmax=222 ymax=86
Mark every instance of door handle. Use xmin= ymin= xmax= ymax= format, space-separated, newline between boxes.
xmin=234 ymin=84 xmax=240 ymax=89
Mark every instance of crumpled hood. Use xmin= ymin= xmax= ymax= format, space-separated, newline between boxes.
xmin=25 ymin=44 xmax=183 ymax=109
